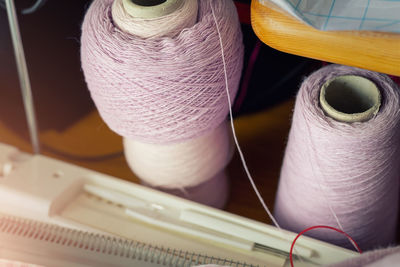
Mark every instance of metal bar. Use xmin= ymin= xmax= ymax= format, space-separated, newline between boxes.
xmin=5 ymin=0 xmax=40 ymax=154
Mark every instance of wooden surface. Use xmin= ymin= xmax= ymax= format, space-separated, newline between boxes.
xmin=0 ymin=101 xmax=293 ymax=224
xmin=251 ymin=0 xmax=400 ymax=76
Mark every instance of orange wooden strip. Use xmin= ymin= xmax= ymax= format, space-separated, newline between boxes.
xmin=251 ymin=0 xmax=400 ymax=76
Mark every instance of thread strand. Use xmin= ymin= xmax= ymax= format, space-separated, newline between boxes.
xmin=210 ymin=0 xmax=280 ymax=229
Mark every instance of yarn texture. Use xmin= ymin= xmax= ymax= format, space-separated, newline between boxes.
xmin=275 ymin=64 xmax=400 ymax=250
xmin=81 ymin=0 xmax=243 ymax=144
xmin=123 ymin=122 xmax=233 ymax=188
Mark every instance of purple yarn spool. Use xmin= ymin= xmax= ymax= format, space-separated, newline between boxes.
xmin=80 ymin=0 xmax=243 ymax=144
xmin=275 ymin=64 xmax=400 ymax=251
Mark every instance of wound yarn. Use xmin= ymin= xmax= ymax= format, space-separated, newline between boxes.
xmin=81 ymin=0 xmax=243 ymax=144
xmin=81 ymin=0 xmax=243 ymax=208
xmin=111 ymin=0 xmax=198 ymax=38
xmin=123 ymin=122 xmax=233 ymax=188
xmin=275 ymin=64 xmax=400 ymax=250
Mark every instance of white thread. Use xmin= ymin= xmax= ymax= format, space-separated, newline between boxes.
xmin=209 ymin=0 xmax=280 ymax=229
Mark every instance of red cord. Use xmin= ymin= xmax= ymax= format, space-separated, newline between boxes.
xmin=233 ymin=41 xmax=262 ymax=113
xmin=234 ymin=2 xmax=251 ymax=25
xmin=289 ymin=225 xmax=362 ymax=267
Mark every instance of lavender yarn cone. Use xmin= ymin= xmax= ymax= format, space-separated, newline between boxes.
xmin=81 ymin=0 xmax=243 ymax=144
xmin=275 ymin=64 xmax=400 ymax=251
xmin=80 ymin=0 xmax=243 ymax=208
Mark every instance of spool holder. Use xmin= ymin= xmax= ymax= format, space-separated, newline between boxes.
xmin=123 ymin=0 xmax=183 ymax=18
xmin=5 ymin=0 xmax=40 ymax=154
xmin=129 ymin=0 xmax=167 ymax=6
xmin=320 ymin=75 xmax=381 ymax=123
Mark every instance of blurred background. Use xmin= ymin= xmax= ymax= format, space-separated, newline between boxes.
xmin=0 ymin=0 xmax=319 ymax=223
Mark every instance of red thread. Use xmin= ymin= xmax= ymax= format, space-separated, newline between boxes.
xmin=234 ymin=2 xmax=251 ymax=25
xmin=233 ymin=41 xmax=262 ymax=113
xmin=289 ymin=225 xmax=362 ymax=267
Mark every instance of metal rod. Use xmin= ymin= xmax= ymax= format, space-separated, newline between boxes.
xmin=5 ymin=0 xmax=40 ymax=154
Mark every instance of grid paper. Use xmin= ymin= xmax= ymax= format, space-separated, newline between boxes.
xmin=260 ymin=0 xmax=400 ymax=32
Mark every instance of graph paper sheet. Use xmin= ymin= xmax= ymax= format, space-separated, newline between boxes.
xmin=260 ymin=0 xmax=400 ymax=32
